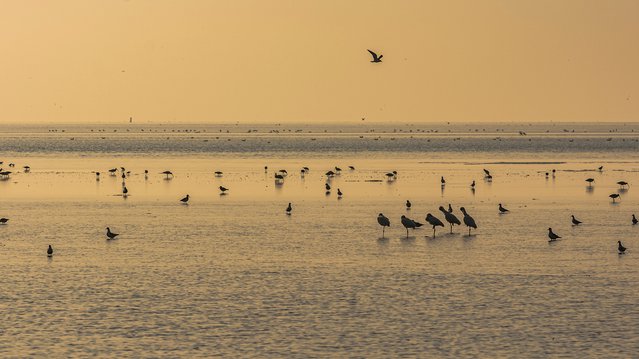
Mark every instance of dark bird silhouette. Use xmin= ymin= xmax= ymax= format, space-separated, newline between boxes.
xmin=633 ymin=214 xmax=638 ymax=225
xmin=585 ymin=178 xmax=595 ymax=187
xmin=425 ymin=213 xmax=445 ymax=237
xmin=367 ymin=49 xmax=383 ymax=63
xmin=499 ymin=203 xmax=509 ymax=213
xmin=470 ymin=180 xmax=475 ymax=189
xmin=108 ymin=168 xmax=117 ymax=175
xmin=617 ymin=181 xmax=629 ymax=189
xmin=122 ymin=186 xmax=128 ymax=197
xmin=460 ymin=207 xmax=477 ymax=236
xmin=598 ymin=166 xmax=603 ymax=172
xmin=325 ymin=183 xmax=331 ymax=194
xmin=448 ymin=204 xmax=453 ymax=213
xmin=162 ymin=170 xmax=173 ymax=179
xmin=483 ymin=169 xmax=491 ymax=177
xmin=610 ymin=193 xmax=620 ymax=203
xmin=571 ymin=215 xmax=582 ymax=225
xmin=441 ymin=176 xmax=446 ymax=186
xmin=439 ymin=206 xmax=460 ymax=233
xmin=377 ymin=213 xmax=390 ymax=237
xmin=214 ymin=171 xmax=223 ymax=177
xmin=219 ymin=186 xmax=229 ymax=194
xmin=400 ymin=215 xmax=416 ymax=237
xmin=286 ymin=203 xmax=292 ymax=215
xmin=0 ymin=218 xmax=8 ymax=224
xmin=180 ymin=194 xmax=190 ymax=204
xmin=337 ymin=188 xmax=343 ymax=198
xmin=47 ymin=245 xmax=53 ymax=257
xmin=406 ymin=200 xmax=412 ymax=210
xmin=349 ymin=166 xmax=355 ymax=170
xmin=548 ymin=228 xmax=561 ymax=242
xmin=106 ymin=227 xmax=119 ymax=240
xmin=618 ymin=241 xmax=626 ymax=254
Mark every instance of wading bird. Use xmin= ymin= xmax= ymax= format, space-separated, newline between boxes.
xmin=377 ymin=213 xmax=390 ymax=237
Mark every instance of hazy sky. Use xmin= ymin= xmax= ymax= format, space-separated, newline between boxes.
xmin=1 ymin=0 xmax=638 ymax=123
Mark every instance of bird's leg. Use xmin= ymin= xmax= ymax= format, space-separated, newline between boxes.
xmin=450 ymin=224 xmax=453 ymax=234
xmin=433 ymin=228 xmax=436 ymax=238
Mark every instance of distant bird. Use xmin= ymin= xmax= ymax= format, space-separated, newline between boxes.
xmin=610 ymin=193 xmax=620 ymax=203
xmin=585 ymin=178 xmax=595 ymax=187
xmin=367 ymin=49 xmax=383 ymax=63
xmin=470 ymin=180 xmax=475 ymax=189
xmin=552 ymin=169 xmax=556 ymax=178
xmin=325 ymin=183 xmax=331 ymax=192
xmin=274 ymin=174 xmax=285 ymax=183
xmin=448 ymin=204 xmax=453 ymax=213
xmin=485 ymin=174 xmax=493 ymax=181
xmin=219 ymin=186 xmax=228 ymax=194
xmin=278 ymin=169 xmax=288 ymax=177
xmin=215 ymin=171 xmax=223 ymax=177
xmin=571 ymin=215 xmax=582 ymax=225
xmin=439 ymin=206 xmax=461 ymax=233
xmin=286 ymin=203 xmax=292 ymax=215
xmin=264 ymin=166 xmax=268 ymax=173
xmin=106 ymin=227 xmax=119 ymax=240
xmin=400 ymin=215 xmax=416 ymax=237
xmin=498 ymin=203 xmax=509 ymax=213
xmin=632 ymin=214 xmax=638 ymax=225
xmin=377 ymin=213 xmax=390 ymax=237
xmin=441 ymin=176 xmax=446 ymax=186
xmin=108 ymin=168 xmax=117 ymax=175
xmin=547 ymin=228 xmax=561 ymax=242
xmin=325 ymin=170 xmax=336 ymax=177
xmin=483 ymin=169 xmax=491 ymax=177
xmin=334 ymin=167 xmax=342 ymax=173
xmin=385 ymin=172 xmax=396 ymax=181
xmin=23 ymin=166 xmax=30 ymax=172
xmin=617 ymin=181 xmax=629 ymax=189
xmin=349 ymin=166 xmax=355 ymax=170
xmin=95 ymin=172 xmax=100 ymax=179
xmin=180 ymin=194 xmax=190 ymax=204
xmin=618 ymin=241 xmax=626 ymax=254
xmin=162 ymin=170 xmax=173 ymax=179
xmin=0 ymin=218 xmax=8 ymax=224
xmin=406 ymin=200 xmax=412 ymax=210
xmin=337 ymin=188 xmax=343 ymax=198
xmin=460 ymin=207 xmax=477 ymax=235
xmin=122 ymin=186 xmax=128 ymax=197
xmin=598 ymin=166 xmax=603 ymax=172
xmin=425 ymin=213 xmax=445 ymax=237
xmin=47 ymin=245 xmax=53 ymax=257
xmin=545 ymin=172 xmax=549 ymax=179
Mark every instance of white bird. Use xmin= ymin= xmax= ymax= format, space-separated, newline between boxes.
xmin=460 ymin=207 xmax=477 ymax=236
xmin=377 ymin=213 xmax=390 ymax=237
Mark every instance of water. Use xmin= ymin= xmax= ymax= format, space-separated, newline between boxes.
xmin=1 ymin=123 xmax=639 ymax=357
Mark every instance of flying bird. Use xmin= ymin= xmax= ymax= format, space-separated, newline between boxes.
xmin=367 ymin=49 xmax=383 ymax=63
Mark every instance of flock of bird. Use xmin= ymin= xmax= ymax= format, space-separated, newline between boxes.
xmin=0 ymin=159 xmax=634 ymax=257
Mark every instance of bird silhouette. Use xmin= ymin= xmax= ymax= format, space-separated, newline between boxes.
xmin=406 ymin=200 xmax=412 ymax=210
xmin=441 ymin=176 xmax=446 ymax=186
xmin=618 ymin=241 xmax=626 ymax=254
xmin=438 ymin=206 xmax=460 ymax=233
xmin=585 ymin=178 xmax=595 ymax=187
xmin=571 ymin=215 xmax=582 ymax=225
xmin=548 ymin=228 xmax=561 ymax=242
xmin=337 ymin=188 xmax=343 ymax=198
xmin=632 ymin=214 xmax=638 ymax=225
xmin=448 ymin=204 xmax=453 ymax=213
xmin=610 ymin=193 xmax=620 ymax=203
xmin=47 ymin=245 xmax=53 ymax=257
xmin=499 ymin=203 xmax=509 ymax=213
xmin=425 ymin=213 xmax=445 ymax=237
xmin=377 ymin=213 xmax=390 ymax=237
xmin=367 ymin=49 xmax=383 ymax=63
xmin=286 ymin=203 xmax=292 ymax=215
xmin=180 ymin=194 xmax=190 ymax=204
xmin=122 ymin=186 xmax=128 ymax=197
xmin=617 ymin=181 xmax=629 ymax=189
xmin=460 ymin=207 xmax=477 ymax=236
xmin=0 ymin=218 xmax=8 ymax=224
xmin=400 ymin=215 xmax=417 ymax=237
xmin=219 ymin=186 xmax=229 ymax=194
xmin=106 ymin=227 xmax=119 ymax=240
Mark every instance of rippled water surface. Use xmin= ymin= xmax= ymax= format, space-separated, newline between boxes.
xmin=1 ymin=124 xmax=639 ymax=357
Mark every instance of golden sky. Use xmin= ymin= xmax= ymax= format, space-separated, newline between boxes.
xmin=0 ymin=0 xmax=637 ymax=123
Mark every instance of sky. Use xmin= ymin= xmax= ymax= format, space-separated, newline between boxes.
xmin=0 ymin=0 xmax=638 ymax=124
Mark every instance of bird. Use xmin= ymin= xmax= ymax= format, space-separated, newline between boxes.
xmin=334 ymin=166 xmax=342 ymax=173
xmin=448 ymin=204 xmax=453 ymax=213
xmin=286 ymin=203 xmax=292 ymax=215
xmin=470 ymin=180 xmax=475 ymax=189
xmin=219 ymin=186 xmax=229 ymax=194
xmin=274 ymin=174 xmax=285 ymax=184
xmin=632 ymin=214 xmax=638 ymax=225
xmin=325 ymin=183 xmax=331 ymax=194
xmin=406 ymin=200 xmax=412 ymax=210
xmin=547 ymin=228 xmax=561 ymax=242
xmin=618 ymin=241 xmax=627 ymax=254
xmin=108 ymin=168 xmax=117 ymax=175
xmin=483 ymin=169 xmax=491 ymax=177
xmin=337 ymin=188 xmax=343 ymax=198
xmin=425 ymin=213 xmax=445 ymax=237
xmin=214 ymin=171 xmax=223 ymax=177
xmin=367 ymin=49 xmax=383 ymax=63
xmin=617 ymin=181 xmax=629 ymax=189
xmin=349 ymin=166 xmax=355 ymax=170
xmin=0 ymin=218 xmax=8 ymax=224
xmin=498 ymin=203 xmax=509 ymax=213
xmin=400 ymin=215 xmax=417 ymax=237
xmin=122 ymin=186 xmax=128 ymax=197
xmin=585 ymin=178 xmax=595 ymax=187
xmin=180 ymin=194 xmax=190 ymax=204
xmin=552 ymin=169 xmax=556 ymax=178
xmin=106 ymin=227 xmax=119 ymax=240
xmin=95 ymin=172 xmax=101 ymax=180
xmin=47 ymin=245 xmax=53 ymax=257
xmin=460 ymin=207 xmax=477 ymax=236
xmin=439 ymin=206 xmax=461 ymax=233
xmin=162 ymin=170 xmax=173 ymax=179
xmin=571 ymin=215 xmax=582 ymax=225
xmin=609 ymin=193 xmax=620 ymax=203
xmin=598 ymin=166 xmax=603 ymax=172
xmin=377 ymin=213 xmax=390 ymax=237
xmin=441 ymin=176 xmax=446 ymax=186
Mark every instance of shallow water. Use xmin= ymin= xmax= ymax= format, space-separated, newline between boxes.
xmin=1 ymin=125 xmax=639 ymax=357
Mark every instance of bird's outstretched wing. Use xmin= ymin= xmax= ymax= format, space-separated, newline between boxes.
xmin=367 ymin=49 xmax=378 ymax=60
